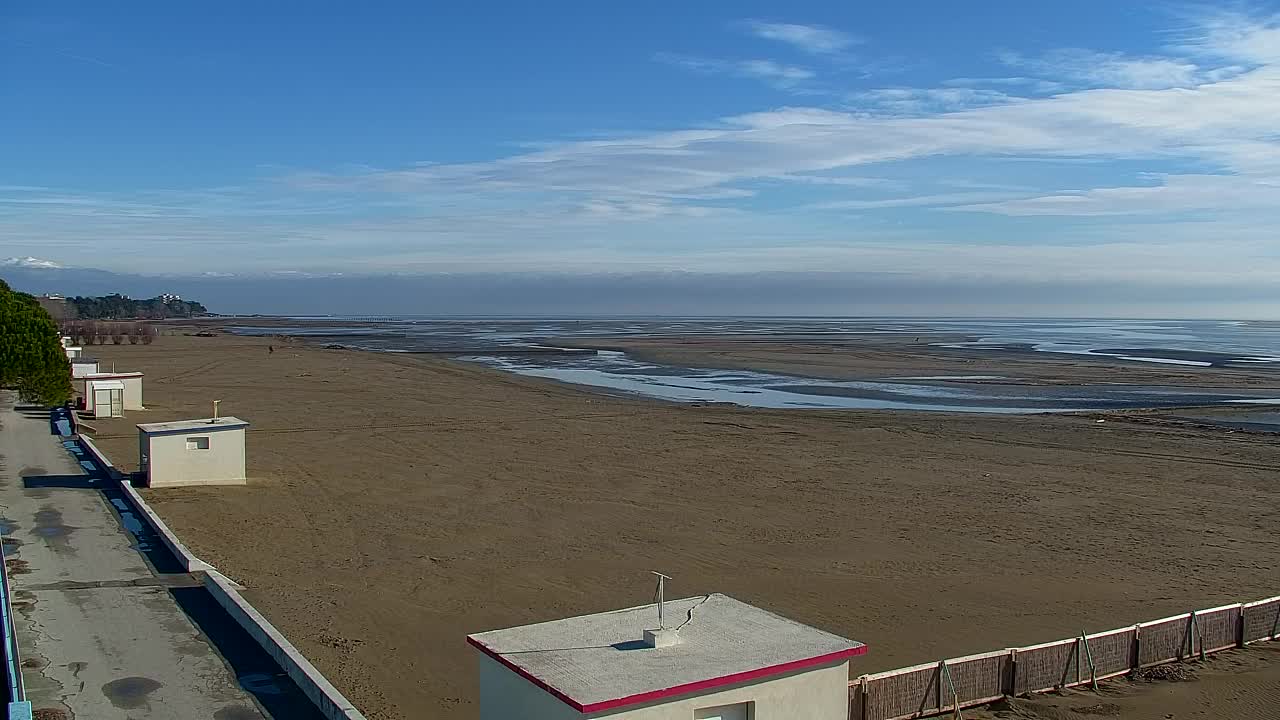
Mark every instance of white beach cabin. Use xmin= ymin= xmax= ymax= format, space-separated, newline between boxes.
xmin=137 ymin=417 xmax=249 ymax=487
xmin=85 ymin=379 xmax=125 ymax=419
xmin=64 ymin=346 xmax=82 ymax=360
xmin=71 ymin=358 xmax=100 ymax=379
xmin=469 ymin=593 xmax=866 ymax=720
xmin=82 ymin=371 xmax=144 ymax=410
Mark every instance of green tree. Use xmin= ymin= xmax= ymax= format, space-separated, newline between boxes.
xmin=0 ymin=279 xmax=73 ymax=405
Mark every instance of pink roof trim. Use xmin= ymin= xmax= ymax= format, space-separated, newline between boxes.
xmin=467 ymin=636 xmax=867 ymax=714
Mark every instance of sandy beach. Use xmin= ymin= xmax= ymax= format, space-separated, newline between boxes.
xmin=84 ymin=330 xmax=1280 ymax=720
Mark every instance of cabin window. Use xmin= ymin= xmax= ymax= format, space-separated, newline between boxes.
xmin=694 ymin=702 xmax=752 ymax=720
xmin=186 ymin=436 xmax=210 ymax=450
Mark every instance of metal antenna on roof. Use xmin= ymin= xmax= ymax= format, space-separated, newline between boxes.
xmin=212 ymin=400 xmax=221 ymax=422
xmin=650 ymin=571 xmax=672 ymax=629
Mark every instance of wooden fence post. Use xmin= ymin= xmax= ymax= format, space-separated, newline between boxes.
xmin=936 ymin=660 xmax=943 ymax=713
xmin=1186 ymin=611 xmax=1198 ymax=661
xmin=1074 ymin=638 xmax=1082 ymax=686
xmin=1131 ymin=624 xmax=1141 ymax=671
xmin=859 ymin=676 xmax=868 ymax=720
xmin=1007 ymin=649 xmax=1017 ymax=697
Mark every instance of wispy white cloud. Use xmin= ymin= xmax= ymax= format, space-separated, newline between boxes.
xmin=13 ymin=39 xmax=117 ymax=69
xmin=656 ymin=53 xmax=815 ymax=89
xmin=762 ymin=173 xmax=900 ymax=188
xmin=999 ymin=48 xmax=1209 ymax=89
xmin=742 ymin=21 xmax=860 ymax=55
xmin=952 ymin=174 xmax=1280 ymax=216
xmin=1177 ymin=9 xmax=1280 ymax=63
xmin=297 ymin=59 xmax=1280 ymax=202
xmin=942 ymin=77 xmax=1066 ymax=94
xmin=740 ymin=59 xmax=814 ymax=83
xmin=849 ymin=87 xmax=1015 ymax=114
xmin=812 ymin=191 xmax=1032 ymax=210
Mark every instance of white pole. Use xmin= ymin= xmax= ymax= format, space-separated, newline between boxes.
xmin=658 ymin=576 xmax=664 ymax=629
xmin=213 ymin=400 xmax=221 ymax=420
xmin=650 ymin=571 xmax=672 ymax=629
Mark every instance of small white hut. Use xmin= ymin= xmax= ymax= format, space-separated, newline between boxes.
xmin=137 ymin=417 xmax=249 ymax=487
xmin=71 ymin=358 xmax=99 ymax=379
xmin=64 ymin=346 xmax=82 ymax=360
xmin=82 ymin=372 xmax=143 ymax=411
xmin=469 ymin=593 xmax=866 ymax=720
xmin=85 ymin=379 xmax=125 ymax=419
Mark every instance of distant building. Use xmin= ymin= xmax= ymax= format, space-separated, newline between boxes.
xmin=82 ymin=372 xmax=144 ymax=411
xmin=469 ymin=593 xmax=866 ymax=720
xmin=160 ymin=293 xmax=182 ymax=303
xmin=71 ymin=358 xmax=100 ymax=379
xmin=137 ymin=417 xmax=249 ymax=487
xmin=84 ymin=379 xmax=125 ymax=419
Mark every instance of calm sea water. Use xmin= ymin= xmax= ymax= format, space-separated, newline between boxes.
xmin=232 ymin=318 xmax=1280 ymax=414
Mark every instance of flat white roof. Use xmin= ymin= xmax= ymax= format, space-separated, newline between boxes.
xmin=84 ymin=371 xmax=143 ymax=379
xmin=137 ymin=417 xmax=249 ymax=434
xmin=468 ymin=593 xmax=866 ymax=713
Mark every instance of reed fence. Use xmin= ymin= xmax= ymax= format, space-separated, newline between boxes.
xmin=848 ymin=595 xmax=1279 ymax=720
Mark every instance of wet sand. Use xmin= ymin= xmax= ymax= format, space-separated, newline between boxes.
xmin=575 ymin=335 xmax=1280 ymax=389
xmin=85 ymin=332 xmax=1280 ymax=720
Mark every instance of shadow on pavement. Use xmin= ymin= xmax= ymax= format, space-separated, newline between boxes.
xmin=21 ymin=474 xmax=101 ymax=490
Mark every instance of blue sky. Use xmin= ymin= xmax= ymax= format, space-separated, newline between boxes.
xmin=3 ymin=2 xmax=1280 ymax=303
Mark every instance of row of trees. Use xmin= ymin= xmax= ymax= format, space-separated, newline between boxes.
xmin=0 ymin=280 xmax=72 ymax=405
xmin=60 ymin=320 xmax=157 ymax=346
xmin=68 ymin=293 xmax=207 ymax=320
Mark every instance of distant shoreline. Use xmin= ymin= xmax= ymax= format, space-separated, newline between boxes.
xmin=171 ymin=316 xmax=1280 ymax=417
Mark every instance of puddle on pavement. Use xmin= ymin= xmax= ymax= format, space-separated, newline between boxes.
xmin=238 ymin=673 xmax=287 ymax=695
xmin=31 ymin=506 xmax=76 ymax=553
xmin=107 ymin=498 xmax=149 ymax=544
xmin=101 ymin=676 xmax=163 ymax=710
xmin=103 ymin=491 xmax=183 ymax=575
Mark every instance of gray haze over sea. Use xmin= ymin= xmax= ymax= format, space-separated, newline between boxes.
xmin=230 ymin=318 xmax=1280 ymax=417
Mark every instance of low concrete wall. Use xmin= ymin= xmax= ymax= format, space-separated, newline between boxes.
xmin=202 ymin=571 xmax=367 ymax=720
xmin=76 ymin=436 xmax=212 ymax=572
xmin=76 ymin=435 xmax=121 ymax=479
xmin=0 ymin=479 xmax=29 ymax=720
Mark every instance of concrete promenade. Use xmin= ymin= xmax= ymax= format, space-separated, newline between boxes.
xmin=0 ymin=393 xmax=266 ymax=719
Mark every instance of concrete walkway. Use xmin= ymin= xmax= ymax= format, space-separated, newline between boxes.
xmin=0 ymin=393 xmax=266 ymax=719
